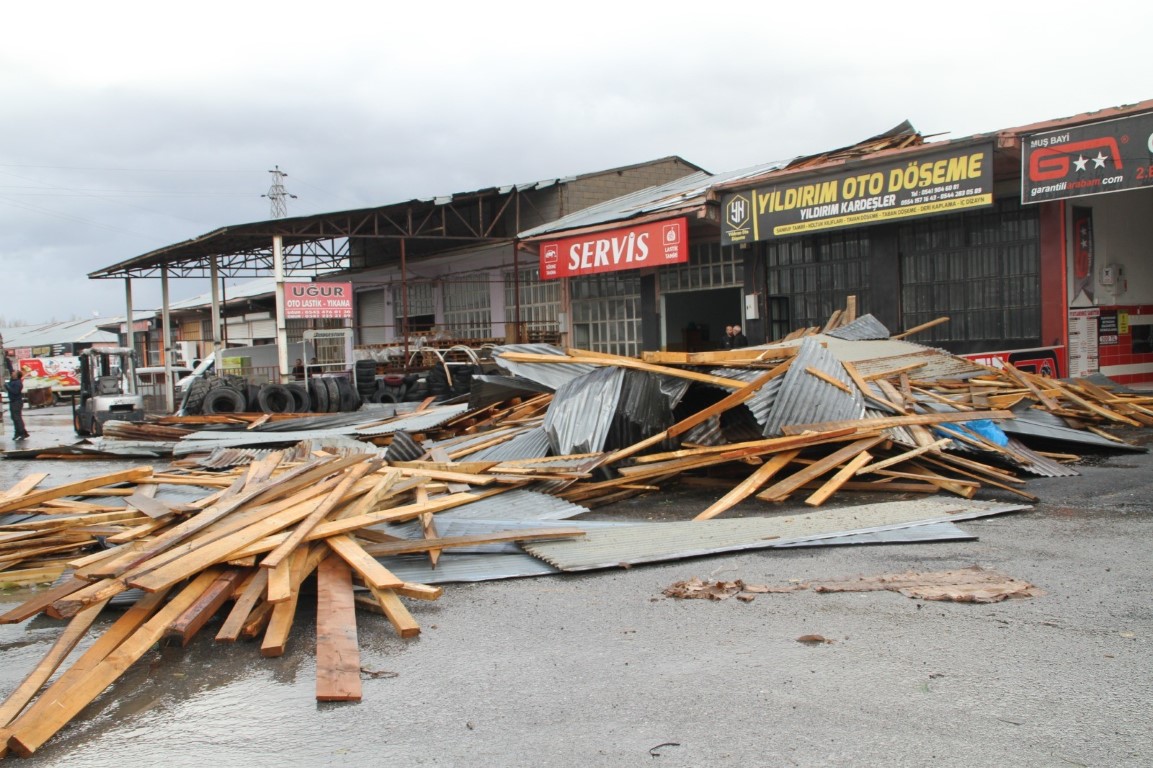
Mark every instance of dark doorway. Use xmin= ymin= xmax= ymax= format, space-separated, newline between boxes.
xmin=663 ymin=288 xmax=742 ymax=351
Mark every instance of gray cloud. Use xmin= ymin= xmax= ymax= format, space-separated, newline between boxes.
xmin=1 ymin=1 xmax=1150 ymax=323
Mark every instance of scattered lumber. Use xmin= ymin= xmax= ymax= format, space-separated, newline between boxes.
xmin=2 ymin=310 xmax=1150 ymax=755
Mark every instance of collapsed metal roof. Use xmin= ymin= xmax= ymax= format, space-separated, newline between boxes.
xmin=761 ymin=337 xmax=867 ymax=437
xmin=518 ymin=159 xmax=787 ymax=240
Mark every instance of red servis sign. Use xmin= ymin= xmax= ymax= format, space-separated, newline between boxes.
xmin=539 ymin=218 xmax=688 ymax=280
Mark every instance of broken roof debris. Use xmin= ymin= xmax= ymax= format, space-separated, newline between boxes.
xmin=0 ymin=300 xmax=1149 ymax=755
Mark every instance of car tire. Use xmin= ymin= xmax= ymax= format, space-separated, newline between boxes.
xmin=309 ymin=378 xmax=329 ymax=414
xmin=257 ymin=383 xmax=294 ymax=414
xmin=324 ymin=377 xmax=341 ymax=413
xmin=201 ymin=386 xmax=247 ymax=415
xmin=284 ymin=382 xmax=310 ymax=413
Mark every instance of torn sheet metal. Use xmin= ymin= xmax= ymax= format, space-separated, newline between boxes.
xmin=468 ymin=374 xmax=552 ymax=410
xmin=1001 ymin=408 xmax=1146 ymax=452
xmin=761 ymin=337 xmax=866 ymax=437
xmin=543 ymin=365 xmax=624 ymax=454
xmin=825 ymin=314 xmax=891 ymax=341
xmin=522 ymin=498 xmax=1030 ymax=571
xmin=465 ymin=425 xmax=552 ymax=462
xmin=491 ymin=343 xmax=598 ymax=390
xmin=355 ymin=403 xmax=471 ymax=437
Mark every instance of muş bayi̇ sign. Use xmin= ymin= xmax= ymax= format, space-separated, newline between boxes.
xmin=539 ymin=218 xmax=688 ymax=279
xmin=284 ymin=282 xmax=353 ymax=319
xmin=1022 ymin=110 xmax=1153 ymax=203
xmin=721 ymin=143 xmax=994 ymax=244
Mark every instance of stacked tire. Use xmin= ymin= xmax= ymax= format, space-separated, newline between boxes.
xmin=354 ymin=360 xmax=377 ymax=403
xmin=181 ymin=374 xmax=364 ymax=416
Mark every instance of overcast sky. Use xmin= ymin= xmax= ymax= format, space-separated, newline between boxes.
xmin=1 ymin=1 xmax=1149 ymax=326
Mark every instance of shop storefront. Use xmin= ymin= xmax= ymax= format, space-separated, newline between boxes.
xmin=1020 ymin=107 xmax=1153 ymax=384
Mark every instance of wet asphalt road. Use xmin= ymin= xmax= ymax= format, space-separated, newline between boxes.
xmin=0 ymin=405 xmax=1150 ymax=767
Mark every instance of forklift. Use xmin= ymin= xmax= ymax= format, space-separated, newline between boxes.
xmin=72 ymin=347 xmax=146 ymax=436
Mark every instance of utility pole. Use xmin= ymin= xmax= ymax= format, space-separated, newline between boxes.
xmin=263 ymin=165 xmax=297 ymax=218
xmin=263 ymin=166 xmax=297 ymax=382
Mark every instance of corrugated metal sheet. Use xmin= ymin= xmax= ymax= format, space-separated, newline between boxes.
xmin=257 ymin=409 xmax=394 ymax=432
xmin=705 ymin=368 xmax=784 ymax=436
xmin=778 ymin=521 xmax=975 ymax=547
xmin=491 ymin=344 xmax=597 ymax=391
xmin=83 ymin=439 xmax=177 ymax=457
xmin=370 ymin=521 xmax=974 ymax=584
xmin=833 ymin=344 xmax=988 ymax=381
xmin=761 ymin=337 xmax=866 ymax=436
xmin=468 ymin=375 xmax=551 ymax=410
xmin=523 ymin=498 xmax=1030 ymax=571
xmin=466 ymin=425 xmax=552 ymax=462
xmin=173 ymin=428 xmax=357 ymax=456
xmin=384 ymin=431 xmax=425 ymax=462
xmin=375 ymin=552 xmax=561 ymax=583
xmin=543 ymin=366 xmax=624 ymax=454
xmin=1001 ymin=409 xmax=1147 ymax=452
xmin=406 ymin=488 xmax=590 ymax=523
xmin=1004 ymin=437 xmax=1080 ymax=477
xmin=826 ymin=314 xmax=891 ymax=341
xmin=355 ymin=403 xmax=471 ymax=437
xmin=518 ymin=160 xmax=787 ymax=240
xmin=196 ymin=447 xmax=279 ymax=469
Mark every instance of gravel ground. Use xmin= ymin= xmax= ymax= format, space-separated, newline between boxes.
xmin=1 ymin=406 xmax=1150 ymax=767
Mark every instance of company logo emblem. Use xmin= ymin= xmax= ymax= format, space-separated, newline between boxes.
xmin=726 ymin=195 xmax=750 ymax=229
xmin=1029 ymin=137 xmax=1123 ymax=181
xmin=542 ymin=244 xmax=558 ymax=263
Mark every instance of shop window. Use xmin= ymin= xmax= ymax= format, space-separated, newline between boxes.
xmin=443 ymin=272 xmax=493 ymax=340
xmin=899 ymin=198 xmax=1040 ymax=352
xmin=765 ymin=230 xmax=870 ymax=329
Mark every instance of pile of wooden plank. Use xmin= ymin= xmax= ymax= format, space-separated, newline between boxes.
xmin=0 ymin=456 xmax=584 ymax=757
xmin=2 ymin=322 xmax=1148 ymax=755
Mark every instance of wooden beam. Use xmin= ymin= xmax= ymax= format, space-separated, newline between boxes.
xmin=6 ymin=573 xmax=212 ymax=758
xmin=496 ymin=351 xmax=754 ymax=389
xmin=359 ymin=527 xmax=585 ymax=557
xmin=855 ymin=438 xmax=953 ymax=475
xmin=260 ymin=460 xmax=381 ymax=571
xmin=165 ymin=568 xmax=246 ymax=646
xmin=0 ymin=467 xmax=153 ymax=516
xmin=804 ymin=451 xmax=874 ymax=506
xmin=367 ymin=584 xmax=420 ymax=638
xmin=215 ymin=568 xmax=268 ymax=642
xmin=261 ymin=548 xmax=311 ymax=658
xmin=756 ymin=436 xmax=885 ymax=502
xmin=0 ymin=598 xmax=110 ymax=728
xmin=694 ymin=450 xmax=801 ymax=521
xmin=781 ymin=409 xmax=1013 ymax=435
xmin=315 ymin=556 xmax=362 ymax=702
xmin=325 ymin=534 xmax=405 ymax=590
xmin=892 ymin=316 xmax=949 ymax=339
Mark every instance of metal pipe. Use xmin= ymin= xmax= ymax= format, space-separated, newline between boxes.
xmin=123 ymin=278 xmax=135 ymax=362
xmin=161 ymin=264 xmax=174 ymax=412
xmin=274 ymin=234 xmax=289 ymax=381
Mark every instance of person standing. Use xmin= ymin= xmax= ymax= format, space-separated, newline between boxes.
xmin=6 ymin=370 xmax=29 ymax=441
xmin=732 ymin=325 xmax=749 ymax=349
